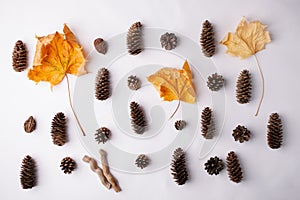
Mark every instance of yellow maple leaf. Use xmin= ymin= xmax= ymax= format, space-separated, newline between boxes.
xmin=147 ymin=60 xmax=196 ymax=118
xmin=220 ymin=17 xmax=271 ymax=59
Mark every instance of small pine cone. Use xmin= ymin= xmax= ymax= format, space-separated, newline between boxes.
xmin=232 ymin=125 xmax=251 ymax=143
xmin=20 ymin=155 xmax=37 ymax=189
xmin=128 ymin=75 xmax=141 ymax=90
xmin=204 ymin=156 xmax=224 ymax=175
xmin=171 ymin=148 xmax=188 ymax=185
xmin=236 ymin=70 xmax=252 ymax=104
xmin=207 ymin=73 xmax=225 ymax=91
xmin=174 ymin=120 xmax=186 ymax=130
xmin=201 ymin=107 xmax=214 ymax=139
xmin=200 ymin=20 xmax=216 ymax=57
xmin=135 ymin=154 xmax=150 ymax=169
xmin=12 ymin=40 xmax=28 ymax=72
xmin=94 ymin=38 xmax=107 ymax=54
xmin=130 ymin=101 xmax=147 ymax=134
xmin=226 ymin=151 xmax=243 ymax=183
xmin=267 ymin=113 xmax=283 ymax=149
xmin=51 ymin=112 xmax=67 ymax=146
xmin=127 ymin=22 xmax=143 ymax=55
xmin=160 ymin=32 xmax=177 ymax=50
xmin=24 ymin=116 xmax=36 ymax=133
xmin=95 ymin=68 xmax=110 ymax=100
xmin=95 ymin=127 xmax=111 ymax=144
xmin=60 ymin=157 xmax=76 ymax=174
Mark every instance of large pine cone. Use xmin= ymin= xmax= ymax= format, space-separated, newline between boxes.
xmin=95 ymin=68 xmax=110 ymax=100
xmin=200 ymin=20 xmax=215 ymax=57
xmin=201 ymin=107 xmax=214 ymax=139
xmin=267 ymin=113 xmax=283 ymax=149
xmin=20 ymin=155 xmax=37 ymax=189
xmin=204 ymin=156 xmax=224 ymax=175
xmin=226 ymin=151 xmax=243 ymax=183
xmin=127 ymin=22 xmax=143 ymax=55
xmin=60 ymin=157 xmax=76 ymax=174
xmin=171 ymin=148 xmax=188 ymax=185
xmin=160 ymin=32 xmax=177 ymax=50
xmin=95 ymin=127 xmax=111 ymax=144
xmin=130 ymin=101 xmax=147 ymax=134
xmin=12 ymin=40 xmax=27 ymax=72
xmin=51 ymin=112 xmax=67 ymax=146
xmin=236 ymin=70 xmax=252 ymax=104
xmin=232 ymin=125 xmax=251 ymax=143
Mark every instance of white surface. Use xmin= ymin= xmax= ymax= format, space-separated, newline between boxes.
xmin=0 ymin=0 xmax=300 ymax=199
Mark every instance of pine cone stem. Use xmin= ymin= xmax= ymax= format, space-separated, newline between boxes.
xmin=169 ymin=100 xmax=180 ymax=120
xmin=254 ymin=55 xmax=264 ymax=117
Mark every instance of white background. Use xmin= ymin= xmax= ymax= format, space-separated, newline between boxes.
xmin=1 ymin=0 xmax=300 ymax=199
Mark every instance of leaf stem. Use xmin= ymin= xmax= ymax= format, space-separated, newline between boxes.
xmin=66 ymin=74 xmax=86 ymax=136
xmin=254 ymin=54 xmax=264 ymax=116
xmin=169 ymin=100 xmax=181 ymax=119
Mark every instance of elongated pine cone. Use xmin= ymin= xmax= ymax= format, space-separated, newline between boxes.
xmin=135 ymin=154 xmax=150 ymax=169
xmin=207 ymin=73 xmax=225 ymax=91
xmin=24 ymin=116 xmax=36 ymax=133
xmin=127 ymin=22 xmax=143 ymax=55
xmin=232 ymin=125 xmax=251 ymax=143
xmin=200 ymin=20 xmax=215 ymax=57
xmin=95 ymin=68 xmax=110 ymax=100
xmin=12 ymin=40 xmax=27 ymax=72
xmin=201 ymin=107 xmax=214 ymax=139
xmin=226 ymin=151 xmax=243 ymax=183
xmin=204 ymin=156 xmax=224 ymax=175
xmin=128 ymin=75 xmax=141 ymax=90
xmin=236 ymin=70 xmax=252 ymax=104
xmin=130 ymin=101 xmax=147 ymax=134
xmin=160 ymin=32 xmax=177 ymax=50
xmin=174 ymin=120 xmax=186 ymax=130
xmin=60 ymin=157 xmax=76 ymax=174
xmin=95 ymin=127 xmax=111 ymax=144
xmin=171 ymin=148 xmax=188 ymax=185
xmin=267 ymin=113 xmax=283 ymax=149
xmin=20 ymin=155 xmax=37 ymax=189
xmin=51 ymin=112 xmax=67 ymax=146
xmin=94 ymin=38 xmax=107 ymax=54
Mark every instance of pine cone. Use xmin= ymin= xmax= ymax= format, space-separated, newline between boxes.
xmin=51 ymin=112 xmax=67 ymax=146
xmin=160 ymin=32 xmax=177 ymax=50
xmin=226 ymin=151 xmax=243 ymax=183
xmin=232 ymin=125 xmax=251 ymax=143
xmin=267 ymin=113 xmax=283 ymax=149
xmin=20 ymin=155 xmax=37 ymax=189
xmin=95 ymin=68 xmax=110 ymax=100
xmin=174 ymin=120 xmax=186 ymax=130
xmin=12 ymin=40 xmax=27 ymax=72
xmin=24 ymin=116 xmax=36 ymax=133
xmin=207 ymin=73 xmax=225 ymax=91
xmin=236 ymin=70 xmax=252 ymax=104
xmin=95 ymin=127 xmax=111 ymax=144
xmin=171 ymin=148 xmax=188 ymax=185
xmin=128 ymin=75 xmax=141 ymax=90
xmin=135 ymin=154 xmax=150 ymax=169
xmin=130 ymin=101 xmax=147 ymax=134
xmin=200 ymin=20 xmax=215 ymax=57
xmin=60 ymin=157 xmax=76 ymax=174
xmin=94 ymin=38 xmax=107 ymax=54
xmin=127 ymin=22 xmax=143 ymax=55
xmin=204 ymin=156 xmax=224 ymax=175
xmin=201 ymin=107 xmax=214 ymax=139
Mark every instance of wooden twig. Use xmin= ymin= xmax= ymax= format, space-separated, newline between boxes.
xmin=99 ymin=149 xmax=121 ymax=192
xmin=82 ymin=155 xmax=111 ymax=189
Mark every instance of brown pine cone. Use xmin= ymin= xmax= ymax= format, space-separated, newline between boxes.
xmin=128 ymin=75 xmax=141 ymax=90
xmin=236 ymin=70 xmax=252 ymax=104
xmin=174 ymin=120 xmax=186 ymax=130
xmin=267 ymin=113 xmax=283 ymax=149
xmin=226 ymin=151 xmax=243 ymax=183
xmin=207 ymin=73 xmax=225 ymax=91
xmin=60 ymin=157 xmax=76 ymax=174
xmin=204 ymin=156 xmax=224 ymax=175
xmin=95 ymin=127 xmax=111 ymax=144
xmin=94 ymin=38 xmax=107 ymax=54
xmin=12 ymin=40 xmax=28 ymax=72
xmin=95 ymin=68 xmax=110 ymax=100
xmin=200 ymin=20 xmax=216 ymax=57
xmin=135 ymin=154 xmax=150 ymax=169
xmin=232 ymin=125 xmax=251 ymax=143
xmin=201 ymin=107 xmax=214 ymax=139
xmin=130 ymin=101 xmax=147 ymax=134
xmin=24 ymin=116 xmax=36 ymax=133
xmin=20 ymin=155 xmax=37 ymax=189
xmin=171 ymin=148 xmax=188 ymax=185
xmin=160 ymin=32 xmax=177 ymax=50
xmin=51 ymin=112 xmax=67 ymax=146
xmin=127 ymin=22 xmax=143 ymax=55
